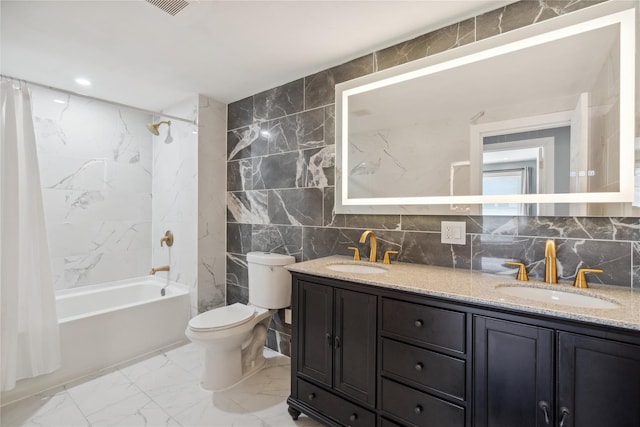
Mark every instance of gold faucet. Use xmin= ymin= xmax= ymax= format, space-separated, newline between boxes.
xmin=544 ymin=240 xmax=557 ymax=284
xmin=573 ymin=268 xmax=604 ymax=289
xmin=160 ymin=230 xmax=174 ymax=247
xmin=359 ymin=230 xmax=378 ymax=263
xmin=150 ymin=265 xmax=170 ymax=275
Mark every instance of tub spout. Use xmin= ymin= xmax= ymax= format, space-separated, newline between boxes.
xmin=150 ymin=265 xmax=170 ymax=275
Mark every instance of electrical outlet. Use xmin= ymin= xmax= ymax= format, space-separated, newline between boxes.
xmin=441 ymin=221 xmax=466 ymax=245
xmin=285 ymin=308 xmax=292 ymax=324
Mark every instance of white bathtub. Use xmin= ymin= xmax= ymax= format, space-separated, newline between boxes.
xmin=1 ymin=276 xmax=190 ymax=405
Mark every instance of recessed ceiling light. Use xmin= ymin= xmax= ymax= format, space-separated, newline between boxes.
xmin=53 ymin=99 xmax=66 ymax=104
xmin=75 ymin=77 xmax=92 ymax=86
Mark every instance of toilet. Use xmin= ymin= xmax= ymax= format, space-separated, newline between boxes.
xmin=185 ymin=252 xmax=295 ymax=391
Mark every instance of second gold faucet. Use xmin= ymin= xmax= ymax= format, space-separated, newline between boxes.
xmin=359 ymin=230 xmax=378 ymax=262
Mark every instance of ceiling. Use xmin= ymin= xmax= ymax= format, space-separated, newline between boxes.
xmin=1 ymin=0 xmax=514 ymax=114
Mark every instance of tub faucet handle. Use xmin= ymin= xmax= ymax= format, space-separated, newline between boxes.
xmin=160 ymin=230 xmax=174 ymax=247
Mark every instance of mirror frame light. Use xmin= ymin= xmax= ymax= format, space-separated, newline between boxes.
xmin=335 ymin=2 xmax=635 ymax=214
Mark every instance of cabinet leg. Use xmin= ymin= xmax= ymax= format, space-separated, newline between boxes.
xmin=288 ymin=406 xmax=301 ymax=420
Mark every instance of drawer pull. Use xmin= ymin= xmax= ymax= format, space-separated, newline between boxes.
xmin=349 ymin=413 xmax=358 ymax=422
xmin=414 ymin=404 xmax=423 ymax=414
xmin=414 ymin=319 xmax=423 ymax=328
xmin=415 ymin=362 xmax=423 ymax=371
xmin=308 ymin=392 xmax=316 ymax=400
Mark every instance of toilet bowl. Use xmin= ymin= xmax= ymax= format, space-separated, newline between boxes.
xmin=186 ymin=252 xmax=295 ymax=391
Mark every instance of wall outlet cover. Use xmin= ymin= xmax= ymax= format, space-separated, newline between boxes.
xmin=441 ymin=221 xmax=466 ymax=245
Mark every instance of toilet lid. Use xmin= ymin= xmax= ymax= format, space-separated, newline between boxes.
xmin=188 ymin=303 xmax=256 ymax=331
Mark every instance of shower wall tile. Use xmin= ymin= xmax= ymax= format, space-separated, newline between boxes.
xmin=197 ymin=95 xmax=228 ymax=313
xmin=152 ymin=102 xmax=198 ymax=299
xmin=32 ymin=86 xmax=153 ymax=290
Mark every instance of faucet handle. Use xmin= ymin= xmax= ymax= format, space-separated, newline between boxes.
xmin=383 ymin=250 xmax=399 ymax=265
xmin=347 ymin=247 xmax=361 ymax=261
xmin=160 ymin=230 xmax=174 ymax=247
xmin=573 ymin=268 xmax=603 ymax=289
xmin=504 ymin=261 xmax=529 ymax=281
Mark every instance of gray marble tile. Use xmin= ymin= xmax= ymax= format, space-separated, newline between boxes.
xmin=324 ymin=105 xmax=335 ymax=146
xmin=375 ymin=18 xmax=475 ymax=71
xmin=227 ymin=223 xmax=252 ymax=255
xmin=227 ymin=190 xmax=268 ymax=224
xmin=264 ymin=109 xmax=325 ymax=154
xmin=268 ymin=188 xmax=323 ymax=226
xmin=472 ymin=235 xmax=536 ymax=275
xmin=518 ymin=217 xmax=593 ymax=239
xmin=302 ymin=227 xmax=364 ymax=260
xmin=227 ymin=283 xmax=249 ymax=305
xmin=400 ymin=231 xmax=471 ymax=270
xmin=226 ymin=253 xmax=248 ymax=288
xmin=304 ymin=54 xmax=373 ymax=109
xmin=227 ymin=159 xmax=252 ymax=191
xmin=402 ymin=215 xmax=482 ymax=234
xmin=633 ymin=242 xmax=640 ymax=289
xmin=254 ymin=79 xmax=304 ymax=121
xmin=322 ymin=187 xmax=346 ymax=228
xmin=251 ymin=224 xmax=303 ymax=261
xmin=302 ymin=145 xmax=335 ymax=188
xmin=266 ymin=330 xmax=291 ymax=358
xmin=252 ymin=152 xmax=301 ymax=190
xmin=344 ymin=214 xmax=401 ymax=231
xmin=227 ymin=96 xmax=253 ymax=131
xmin=227 ymin=124 xmax=265 ymax=161
xmin=269 ymin=309 xmax=292 ymax=335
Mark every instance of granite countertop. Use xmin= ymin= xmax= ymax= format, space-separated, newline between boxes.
xmin=286 ymin=255 xmax=640 ymax=332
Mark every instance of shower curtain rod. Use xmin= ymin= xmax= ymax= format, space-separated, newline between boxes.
xmin=1 ymin=74 xmax=197 ymax=125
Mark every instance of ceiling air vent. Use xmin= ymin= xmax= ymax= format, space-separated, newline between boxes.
xmin=145 ymin=0 xmax=189 ymax=16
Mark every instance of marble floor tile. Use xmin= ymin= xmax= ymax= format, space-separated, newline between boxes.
xmin=1 ymin=343 xmax=324 ymax=427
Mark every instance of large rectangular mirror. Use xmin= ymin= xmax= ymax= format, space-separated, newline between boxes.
xmin=335 ymin=2 xmax=637 ymax=216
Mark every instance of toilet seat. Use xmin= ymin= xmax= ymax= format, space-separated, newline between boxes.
xmin=188 ymin=303 xmax=256 ymax=332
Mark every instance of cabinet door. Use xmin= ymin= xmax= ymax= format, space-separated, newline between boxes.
xmin=474 ymin=316 xmax=553 ymax=427
xmin=558 ymin=332 xmax=640 ymax=427
xmin=298 ymin=281 xmax=333 ymax=387
xmin=334 ymin=288 xmax=377 ymax=405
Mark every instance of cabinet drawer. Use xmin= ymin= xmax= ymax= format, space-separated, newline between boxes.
xmin=382 ymin=298 xmax=466 ymax=354
xmin=297 ymin=378 xmax=375 ymax=427
xmin=381 ymin=379 xmax=465 ymax=427
xmin=382 ymin=338 xmax=465 ymax=401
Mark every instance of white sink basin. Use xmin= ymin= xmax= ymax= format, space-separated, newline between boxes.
xmin=326 ymin=263 xmax=388 ymax=274
xmin=497 ymin=285 xmax=619 ymax=309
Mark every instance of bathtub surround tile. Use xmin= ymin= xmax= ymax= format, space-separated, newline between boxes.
xmin=32 ymin=86 xmax=152 ymax=290
xmin=197 ymin=95 xmax=228 ymax=314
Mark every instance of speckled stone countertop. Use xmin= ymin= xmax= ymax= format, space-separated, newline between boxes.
xmin=286 ymin=256 xmax=640 ymax=332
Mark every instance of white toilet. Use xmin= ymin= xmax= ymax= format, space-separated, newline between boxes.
xmin=186 ymin=252 xmax=295 ymax=391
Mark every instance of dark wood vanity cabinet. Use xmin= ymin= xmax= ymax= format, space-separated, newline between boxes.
xmin=474 ymin=316 xmax=640 ymax=427
xmin=288 ymin=272 xmax=640 ymax=427
xmin=289 ymin=277 xmax=377 ymax=426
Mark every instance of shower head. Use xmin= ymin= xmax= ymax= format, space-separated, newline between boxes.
xmin=146 ymin=120 xmax=171 ymax=136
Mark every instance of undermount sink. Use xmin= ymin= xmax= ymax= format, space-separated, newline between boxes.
xmin=326 ymin=263 xmax=388 ymax=274
xmin=497 ymin=285 xmax=619 ymax=309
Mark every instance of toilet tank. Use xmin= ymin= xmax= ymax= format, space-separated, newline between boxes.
xmin=247 ymin=252 xmax=296 ymax=309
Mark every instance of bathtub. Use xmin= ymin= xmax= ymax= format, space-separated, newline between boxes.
xmin=1 ymin=276 xmax=190 ymax=405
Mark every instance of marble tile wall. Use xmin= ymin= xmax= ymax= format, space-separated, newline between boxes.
xmin=32 ymin=86 xmax=153 ymax=290
xmin=151 ymin=99 xmax=199 ymax=314
xmin=226 ymin=0 xmax=639 ymax=356
xmin=197 ymin=95 xmax=228 ymax=314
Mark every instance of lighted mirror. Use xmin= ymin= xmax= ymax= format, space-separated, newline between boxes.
xmin=335 ymin=3 xmax=636 ymax=216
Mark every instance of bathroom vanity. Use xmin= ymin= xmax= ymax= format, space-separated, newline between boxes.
xmin=285 ymin=256 xmax=640 ymax=427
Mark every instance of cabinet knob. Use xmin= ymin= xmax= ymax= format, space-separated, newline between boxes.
xmin=349 ymin=413 xmax=358 ymax=422
xmin=414 ymin=404 xmax=423 ymax=414
xmin=414 ymin=319 xmax=423 ymax=328
xmin=415 ymin=362 xmax=423 ymax=372
xmin=559 ymin=407 xmax=570 ymax=427
xmin=538 ymin=400 xmax=550 ymax=425
xmin=308 ymin=393 xmax=316 ymax=400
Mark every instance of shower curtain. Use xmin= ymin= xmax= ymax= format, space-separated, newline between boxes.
xmin=1 ymin=80 xmax=60 ymax=391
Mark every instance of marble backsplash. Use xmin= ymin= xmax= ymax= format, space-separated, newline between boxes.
xmin=32 ymin=86 xmax=153 ymax=290
xmin=225 ymin=0 xmax=638 ymax=356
